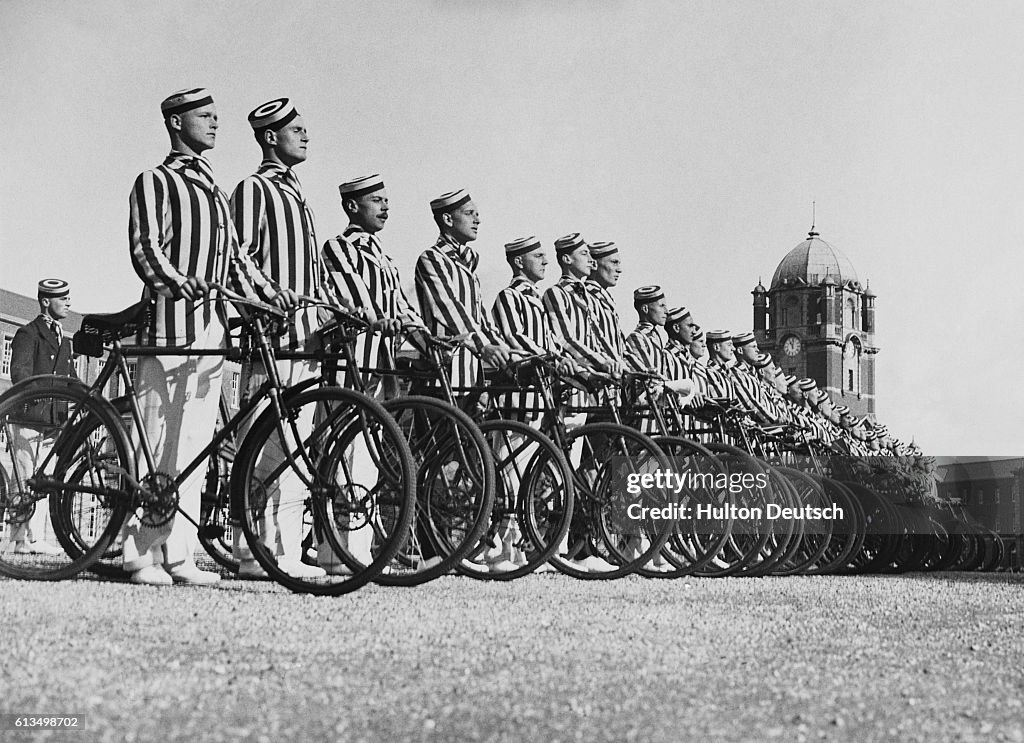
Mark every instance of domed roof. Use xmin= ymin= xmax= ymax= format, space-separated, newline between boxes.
xmin=770 ymin=229 xmax=859 ymax=290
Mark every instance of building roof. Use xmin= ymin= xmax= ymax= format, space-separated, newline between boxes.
xmin=770 ymin=229 xmax=860 ymax=291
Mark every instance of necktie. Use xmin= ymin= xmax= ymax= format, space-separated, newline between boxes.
xmin=48 ymin=318 xmax=62 ymax=346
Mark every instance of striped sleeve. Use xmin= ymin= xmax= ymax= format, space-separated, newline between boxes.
xmin=491 ymin=290 xmax=546 ymax=355
xmin=129 ymin=169 xmax=187 ymax=299
xmin=230 ymin=177 xmax=265 ymax=261
xmin=415 ymin=250 xmax=495 ymax=348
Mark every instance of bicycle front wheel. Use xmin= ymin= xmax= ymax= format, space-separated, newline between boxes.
xmin=0 ymin=376 xmax=132 ymax=580
xmin=231 ymin=386 xmax=416 ymax=595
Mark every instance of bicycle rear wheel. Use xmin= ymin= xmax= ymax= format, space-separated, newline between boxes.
xmin=232 ymin=386 xmax=416 ymax=595
xmin=549 ymin=422 xmax=673 ymax=580
xmin=376 ymin=396 xmax=495 ymax=586
xmin=0 ymin=376 xmax=132 ymax=580
xmin=458 ymin=419 xmax=573 ymax=580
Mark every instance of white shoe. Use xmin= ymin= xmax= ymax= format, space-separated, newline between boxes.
xmin=130 ymin=565 xmax=173 ymax=586
xmin=320 ymin=562 xmax=354 ymax=576
xmin=533 ymin=562 xmax=556 ymax=573
xmin=569 ymin=555 xmax=616 ymax=573
xmin=644 ymin=560 xmax=673 ymax=573
xmin=168 ymin=565 xmax=221 ymax=585
xmin=415 ymin=555 xmax=444 ymax=573
xmin=237 ymin=560 xmax=270 ymax=580
xmin=278 ymin=560 xmax=327 ymax=579
xmin=487 ymin=559 xmax=520 ymax=573
xmin=15 ymin=540 xmax=63 ymax=556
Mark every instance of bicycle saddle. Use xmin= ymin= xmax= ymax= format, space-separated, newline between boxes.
xmin=74 ymin=299 xmax=154 ymax=356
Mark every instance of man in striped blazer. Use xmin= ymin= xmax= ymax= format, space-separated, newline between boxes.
xmin=322 ymin=174 xmax=425 ymax=394
xmin=124 ymin=88 xmax=291 ymax=586
xmin=585 ymin=241 xmax=626 ymax=375
xmin=541 ymin=234 xmax=618 ymax=573
xmin=541 ymin=233 xmax=614 ymax=374
xmin=415 ymin=190 xmax=510 ymax=395
xmin=321 ymin=174 xmax=428 ymax=573
xmin=228 ymin=97 xmax=325 ymax=580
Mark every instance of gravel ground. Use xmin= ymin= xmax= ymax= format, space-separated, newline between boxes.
xmin=1 ymin=571 xmax=1023 ymax=743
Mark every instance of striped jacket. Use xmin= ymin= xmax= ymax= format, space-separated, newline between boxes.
xmin=323 ymin=224 xmax=424 ymax=374
xmin=624 ymin=322 xmax=686 ymax=380
xmin=415 ymin=235 xmax=498 ymax=391
xmin=585 ymin=279 xmax=625 ymax=361
xmin=542 ymin=276 xmax=608 ymax=368
xmin=491 ymin=277 xmax=560 ymax=356
xmin=729 ymin=363 xmax=781 ymax=424
xmin=129 ymin=151 xmax=277 ymax=347
xmin=230 ymin=160 xmax=321 ymax=350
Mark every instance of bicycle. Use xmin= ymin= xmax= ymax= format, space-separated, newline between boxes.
xmin=0 ymin=286 xmax=416 ymax=595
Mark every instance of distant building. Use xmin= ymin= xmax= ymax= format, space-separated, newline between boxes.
xmin=936 ymin=457 xmax=1024 ymax=538
xmin=753 ymin=227 xmax=879 ymax=420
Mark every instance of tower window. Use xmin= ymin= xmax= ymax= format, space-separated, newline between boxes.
xmin=848 ymin=369 xmax=854 ymax=392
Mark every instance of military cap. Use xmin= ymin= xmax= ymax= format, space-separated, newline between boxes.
xmin=633 ymin=285 xmax=664 ymax=308
xmin=504 ymin=236 xmax=542 ymax=257
xmin=248 ymin=98 xmax=299 ymax=132
xmin=161 ymin=87 xmax=213 ymax=117
xmin=588 ymin=241 xmax=618 ymax=259
xmin=339 ymin=174 xmax=385 ymax=199
xmin=38 ymin=278 xmax=69 ymax=299
xmin=430 ymin=189 xmax=471 ymax=213
xmin=554 ymin=233 xmax=587 ymax=256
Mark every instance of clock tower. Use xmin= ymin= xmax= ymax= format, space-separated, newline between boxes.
xmin=753 ymin=226 xmax=879 ymax=420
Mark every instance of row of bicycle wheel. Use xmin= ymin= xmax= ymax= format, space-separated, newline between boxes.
xmin=0 ymin=377 xmax=1003 ymax=591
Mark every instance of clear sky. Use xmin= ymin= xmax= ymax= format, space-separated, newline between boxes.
xmin=1 ymin=0 xmax=1021 ymax=455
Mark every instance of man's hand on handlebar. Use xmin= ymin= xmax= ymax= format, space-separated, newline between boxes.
xmin=271 ymin=288 xmax=300 ymax=311
xmin=179 ymin=276 xmax=210 ymax=301
xmin=481 ymin=342 xmax=512 ymax=368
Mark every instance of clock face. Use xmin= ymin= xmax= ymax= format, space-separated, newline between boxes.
xmin=844 ymin=341 xmax=856 ymax=359
xmin=783 ymin=336 xmax=801 ymax=357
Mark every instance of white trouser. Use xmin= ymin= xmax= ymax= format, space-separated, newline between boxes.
xmin=121 ymin=323 xmax=225 ymax=572
xmin=233 ymin=354 xmax=319 ymax=564
xmin=317 ymin=377 xmax=380 ymax=569
xmin=7 ymin=425 xmax=55 ymax=544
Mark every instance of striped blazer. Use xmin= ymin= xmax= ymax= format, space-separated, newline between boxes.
xmin=624 ymin=322 xmax=686 ymax=380
xmin=585 ymin=280 xmax=625 ymax=361
xmin=230 ymin=160 xmax=321 ymax=350
xmin=542 ymin=276 xmax=608 ymax=368
xmin=415 ymin=235 xmax=498 ymax=392
xmin=322 ymin=224 xmax=424 ymax=374
xmin=129 ymin=151 xmax=277 ymax=347
xmin=491 ymin=277 xmax=560 ymax=356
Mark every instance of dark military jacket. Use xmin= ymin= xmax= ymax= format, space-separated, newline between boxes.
xmin=10 ymin=315 xmax=78 ymax=425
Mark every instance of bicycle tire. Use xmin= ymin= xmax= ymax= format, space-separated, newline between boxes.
xmin=0 ymin=375 xmax=132 ymax=580
xmin=374 ymin=395 xmax=495 ymax=586
xmin=458 ymin=419 xmax=573 ymax=581
xmin=232 ymin=385 xmax=416 ymax=595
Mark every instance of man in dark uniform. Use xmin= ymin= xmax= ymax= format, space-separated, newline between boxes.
xmin=7 ymin=278 xmax=77 ymax=554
